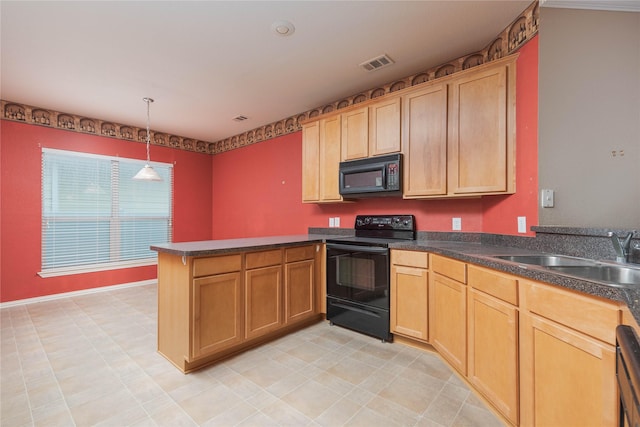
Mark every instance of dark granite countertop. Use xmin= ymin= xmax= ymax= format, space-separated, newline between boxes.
xmin=150 ymin=234 xmax=332 ymax=257
xmin=151 ymin=232 xmax=640 ymax=325
xmin=391 ymin=240 xmax=640 ymax=325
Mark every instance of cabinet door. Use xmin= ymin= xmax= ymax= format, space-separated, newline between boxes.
xmin=402 ymin=84 xmax=448 ymax=197
xmin=391 ymin=264 xmax=428 ymax=341
xmin=285 ymin=259 xmax=315 ymax=324
xmin=341 ymin=106 xmax=369 ymax=160
xmin=302 ymin=121 xmax=320 ymax=202
xmin=468 ymin=289 xmax=519 ymax=425
xmin=369 ymin=97 xmax=401 ymax=156
xmin=429 ymin=272 xmax=467 ymax=374
xmin=448 ymin=62 xmax=515 ymax=194
xmin=319 ymin=115 xmax=342 ymax=201
xmin=520 ymin=313 xmax=617 ymax=427
xmin=192 ymin=272 xmax=243 ymax=358
xmin=245 ymin=265 xmax=282 ymax=339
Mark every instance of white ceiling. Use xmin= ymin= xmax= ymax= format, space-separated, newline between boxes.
xmin=1 ymin=1 xmax=533 ymax=143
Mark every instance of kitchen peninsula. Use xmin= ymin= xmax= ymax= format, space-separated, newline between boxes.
xmin=151 ymin=235 xmax=331 ymax=373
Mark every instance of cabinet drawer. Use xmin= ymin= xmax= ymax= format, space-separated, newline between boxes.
xmin=468 ymin=264 xmax=518 ymax=306
xmin=246 ymin=249 xmax=283 ymax=269
xmin=193 ymin=254 xmax=242 ymax=277
xmin=430 ymin=254 xmax=466 ymax=283
xmin=522 ymin=280 xmax=621 ymax=345
xmin=391 ymin=250 xmax=428 ymax=268
xmin=285 ymin=245 xmax=315 ymax=263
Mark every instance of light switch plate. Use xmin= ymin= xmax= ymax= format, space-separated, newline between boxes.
xmin=452 ymin=217 xmax=462 ymax=231
xmin=329 ymin=217 xmax=335 ymax=227
xmin=334 ymin=217 xmax=340 ymax=227
xmin=541 ymin=189 xmax=554 ymax=208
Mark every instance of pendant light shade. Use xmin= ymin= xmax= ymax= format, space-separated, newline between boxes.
xmin=133 ymin=97 xmax=162 ymax=181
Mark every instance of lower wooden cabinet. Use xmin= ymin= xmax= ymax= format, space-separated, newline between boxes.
xmin=429 ymin=254 xmax=467 ymax=375
xmin=285 ymin=245 xmax=316 ymax=324
xmin=520 ymin=279 xmax=620 ymax=427
xmin=192 ymin=272 xmax=243 ymax=358
xmin=245 ymin=249 xmax=284 ymax=340
xmin=521 ymin=313 xmax=617 ymax=427
xmin=389 ymin=250 xmax=623 ymax=426
xmin=245 ymin=265 xmax=283 ymax=339
xmin=157 ymin=245 xmax=320 ymax=373
xmin=390 ymin=250 xmax=429 ymax=341
xmin=468 ymin=288 xmax=519 ymax=425
xmin=467 ymin=265 xmax=519 ymax=425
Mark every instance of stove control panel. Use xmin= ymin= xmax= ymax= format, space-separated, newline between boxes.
xmin=355 ymin=215 xmax=415 ymax=231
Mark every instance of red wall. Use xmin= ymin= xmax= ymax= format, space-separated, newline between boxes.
xmin=0 ymin=36 xmax=538 ymax=303
xmin=0 ymin=121 xmax=213 ymax=302
xmin=212 ymin=36 xmax=538 ymax=238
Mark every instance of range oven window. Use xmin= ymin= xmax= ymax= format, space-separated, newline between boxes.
xmin=336 ymin=255 xmax=375 ymax=291
xmin=326 ymin=244 xmax=389 ymax=309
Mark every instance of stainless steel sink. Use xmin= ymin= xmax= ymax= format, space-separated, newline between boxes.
xmin=492 ymin=254 xmax=599 ymax=267
xmin=491 ymin=254 xmax=640 ymax=287
xmin=547 ymin=265 xmax=640 ymax=287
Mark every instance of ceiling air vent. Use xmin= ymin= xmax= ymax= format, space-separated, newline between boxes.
xmin=232 ymin=115 xmax=248 ymax=122
xmin=359 ymin=54 xmax=394 ymax=72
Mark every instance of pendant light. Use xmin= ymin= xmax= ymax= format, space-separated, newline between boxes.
xmin=133 ymin=97 xmax=162 ymax=181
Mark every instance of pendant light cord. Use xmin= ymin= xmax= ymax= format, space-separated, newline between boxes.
xmin=143 ymin=97 xmax=154 ymax=164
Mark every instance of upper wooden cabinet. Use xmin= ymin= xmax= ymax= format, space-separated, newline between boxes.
xmin=301 ymin=54 xmax=517 ymax=201
xmin=341 ymin=106 xmax=369 ymax=160
xmin=369 ymin=97 xmax=402 ymax=157
xmin=301 ymin=121 xmax=320 ymax=202
xmin=448 ymin=58 xmax=516 ymax=195
xmin=342 ymin=97 xmax=402 ymax=160
xmin=302 ymin=115 xmax=342 ymax=203
xmin=402 ymin=83 xmax=448 ymax=197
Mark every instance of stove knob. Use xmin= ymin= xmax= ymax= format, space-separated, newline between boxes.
xmin=364 ymin=217 xmax=371 ymax=224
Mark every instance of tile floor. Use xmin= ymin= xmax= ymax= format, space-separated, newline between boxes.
xmin=1 ymin=284 xmax=504 ymax=426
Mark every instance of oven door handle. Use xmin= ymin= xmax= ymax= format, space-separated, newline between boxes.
xmin=326 ymin=244 xmax=389 ymax=254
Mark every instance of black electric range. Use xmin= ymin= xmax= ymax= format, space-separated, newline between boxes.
xmin=325 ymin=215 xmax=416 ymax=341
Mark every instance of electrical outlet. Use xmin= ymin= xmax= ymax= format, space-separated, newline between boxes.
xmin=452 ymin=217 xmax=462 ymax=231
xmin=518 ymin=216 xmax=527 ymax=234
xmin=329 ymin=217 xmax=335 ymax=227
xmin=334 ymin=217 xmax=340 ymax=227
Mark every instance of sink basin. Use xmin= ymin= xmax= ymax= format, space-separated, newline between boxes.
xmin=492 ymin=254 xmax=598 ymax=267
xmin=547 ymin=265 xmax=640 ymax=287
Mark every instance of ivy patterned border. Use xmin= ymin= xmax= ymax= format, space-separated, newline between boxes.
xmin=1 ymin=1 xmax=538 ymax=156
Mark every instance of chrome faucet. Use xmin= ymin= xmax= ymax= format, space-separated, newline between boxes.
xmin=608 ymin=231 xmax=635 ymax=263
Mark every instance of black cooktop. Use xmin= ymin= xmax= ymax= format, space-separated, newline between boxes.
xmin=326 ymin=214 xmax=416 ymax=247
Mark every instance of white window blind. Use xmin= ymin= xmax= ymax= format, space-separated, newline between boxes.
xmin=41 ymin=148 xmax=173 ymax=276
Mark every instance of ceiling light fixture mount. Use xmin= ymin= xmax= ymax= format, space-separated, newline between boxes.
xmin=133 ymin=97 xmax=163 ymax=181
xmin=271 ymin=20 xmax=295 ymax=37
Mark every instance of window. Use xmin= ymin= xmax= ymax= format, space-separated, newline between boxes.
xmin=40 ymin=148 xmax=173 ymax=277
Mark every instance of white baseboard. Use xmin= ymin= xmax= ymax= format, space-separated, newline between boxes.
xmin=0 ymin=279 xmax=157 ymax=310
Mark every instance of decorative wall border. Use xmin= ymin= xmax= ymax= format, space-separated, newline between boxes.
xmin=1 ymin=1 xmax=538 ymax=156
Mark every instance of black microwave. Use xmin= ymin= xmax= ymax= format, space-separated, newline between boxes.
xmin=339 ymin=153 xmax=402 ymax=198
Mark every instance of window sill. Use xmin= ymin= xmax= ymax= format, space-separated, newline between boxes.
xmin=38 ymin=258 xmax=157 ymax=278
